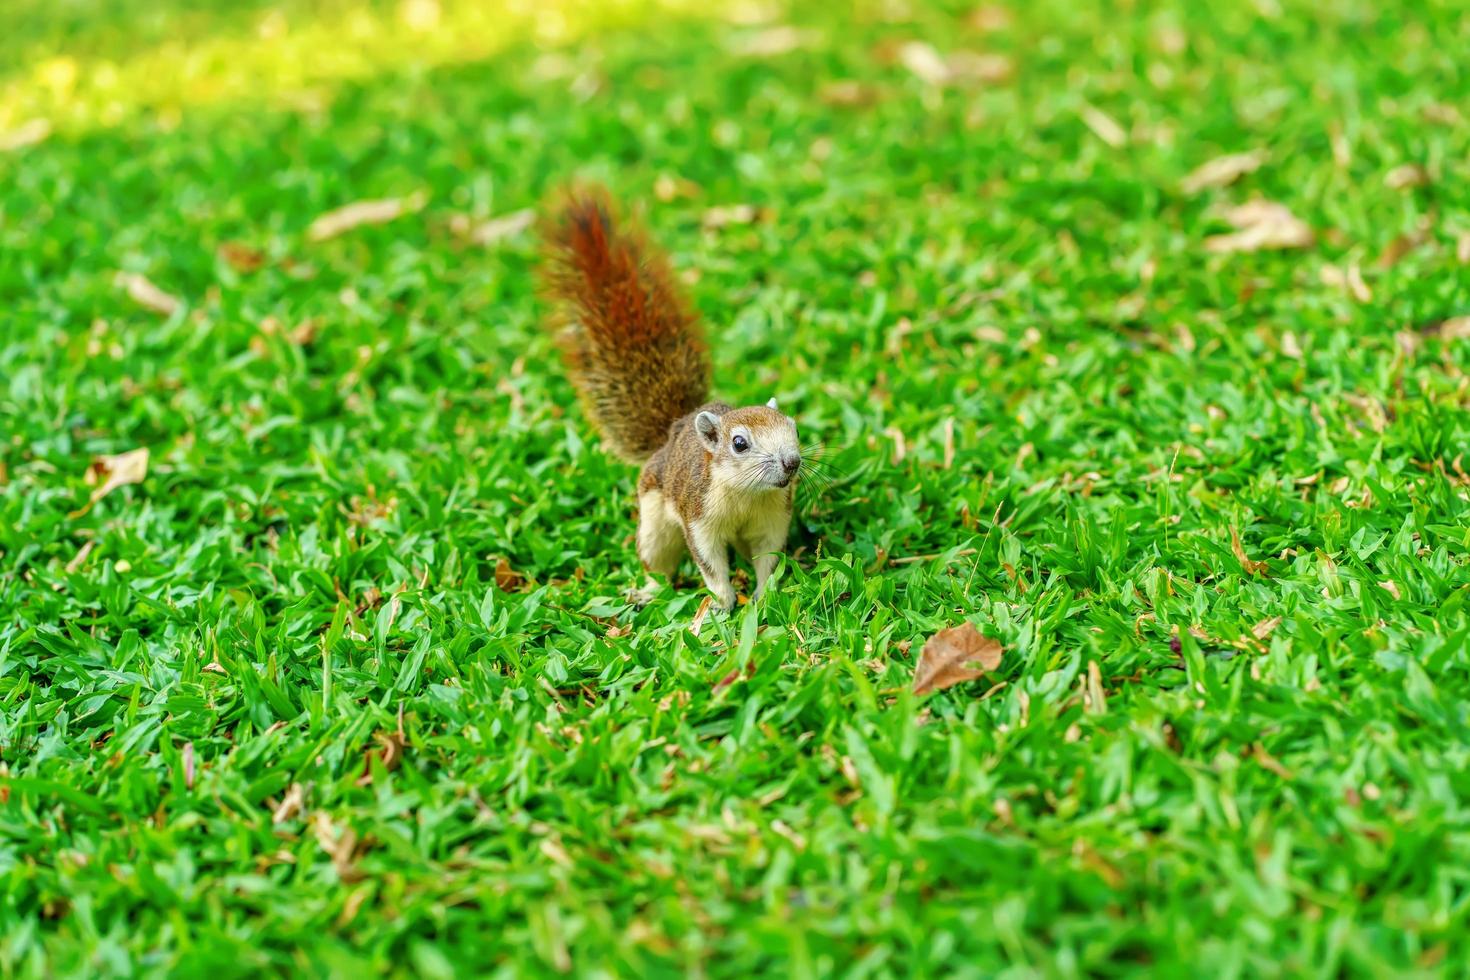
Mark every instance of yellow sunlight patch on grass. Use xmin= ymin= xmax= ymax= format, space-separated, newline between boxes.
xmin=0 ymin=0 xmax=713 ymax=135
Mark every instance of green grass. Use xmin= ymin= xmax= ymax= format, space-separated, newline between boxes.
xmin=4 ymin=0 xmax=1470 ymax=975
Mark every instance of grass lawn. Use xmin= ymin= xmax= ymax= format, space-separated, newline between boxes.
xmin=4 ymin=0 xmax=1470 ymax=974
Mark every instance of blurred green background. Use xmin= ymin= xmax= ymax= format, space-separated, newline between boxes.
xmin=3 ymin=0 xmax=1469 ymax=976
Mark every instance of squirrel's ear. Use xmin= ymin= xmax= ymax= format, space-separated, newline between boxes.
xmin=695 ymin=411 xmax=721 ymax=450
xmin=766 ymin=397 xmax=779 ymax=411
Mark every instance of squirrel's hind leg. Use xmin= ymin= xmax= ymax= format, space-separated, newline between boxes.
xmin=633 ymin=489 xmax=686 ymax=605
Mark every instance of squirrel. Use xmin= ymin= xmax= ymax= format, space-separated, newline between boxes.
xmin=538 ymin=186 xmax=803 ymax=611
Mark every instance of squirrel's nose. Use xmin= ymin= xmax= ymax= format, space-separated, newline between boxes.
xmin=780 ymin=451 xmax=801 ymax=475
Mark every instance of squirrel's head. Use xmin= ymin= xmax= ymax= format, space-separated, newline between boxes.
xmin=695 ymin=399 xmax=802 ymax=491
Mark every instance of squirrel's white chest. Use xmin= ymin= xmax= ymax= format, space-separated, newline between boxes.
xmin=699 ymin=484 xmax=790 ymax=552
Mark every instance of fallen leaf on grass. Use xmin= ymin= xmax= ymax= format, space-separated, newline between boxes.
xmin=689 ymin=594 xmax=714 ymax=637
xmin=64 ymin=539 xmax=96 ymax=573
xmin=896 ymin=42 xmax=1012 ymax=87
xmin=312 ymin=812 xmax=365 ymax=882
xmin=702 ymin=203 xmax=765 ymax=229
xmin=355 ymin=728 xmax=407 ymax=787
xmin=1384 ymin=163 xmax=1430 ymax=190
xmin=712 ymin=667 xmax=742 ymax=695
xmin=494 ymin=557 xmax=527 ymax=591
xmin=0 ymin=118 xmax=52 ymax=152
xmin=1376 ymin=231 xmax=1425 ymax=269
xmin=728 ymin=25 xmax=808 ymax=57
xmin=182 ymin=741 xmax=195 ymax=790
xmin=1085 ymin=660 xmax=1107 ymax=715
xmin=70 ymin=448 xmax=149 ymax=517
xmin=454 ymin=208 xmax=536 ymax=246
xmin=115 ymin=272 xmax=181 ymax=316
xmin=307 ymin=192 xmax=426 ymax=242
xmin=1436 ymin=316 xmax=1470 ymax=340
xmin=1320 ymin=262 xmax=1372 ymax=302
xmin=1378 ymin=580 xmax=1401 ymax=600
xmin=1180 ymin=149 xmax=1266 ymax=194
xmin=944 ymin=51 xmax=1014 ymax=83
xmin=968 ymin=6 xmax=1011 ymax=31
xmin=1252 ymin=743 xmax=1294 ymax=780
xmin=218 ymin=242 xmax=267 ymax=272
xmin=898 ymin=41 xmax=951 ymax=85
xmin=820 ymin=80 xmax=879 ymax=107
xmin=1205 ymin=200 xmax=1314 ymax=253
xmin=272 ymin=783 xmax=305 ymax=824
xmin=1251 ymin=616 xmax=1282 ymax=642
xmin=912 ymin=622 xmax=1003 ymax=695
xmin=1080 ymin=104 xmax=1127 ymax=148
xmin=1231 ymin=526 xmax=1270 ymax=576
xmin=654 ymin=174 xmax=702 ymax=202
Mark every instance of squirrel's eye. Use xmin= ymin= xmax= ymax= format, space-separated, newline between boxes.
xmin=732 ymin=435 xmax=749 ymax=453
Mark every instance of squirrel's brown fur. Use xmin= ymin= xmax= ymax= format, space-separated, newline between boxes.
xmin=537 ymin=185 xmax=803 ymax=611
xmin=538 ymin=188 xmax=710 ymax=462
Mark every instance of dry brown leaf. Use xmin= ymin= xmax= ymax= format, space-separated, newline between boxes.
xmin=946 ymin=51 xmax=1014 ymax=83
xmin=820 ymin=80 xmax=879 ymax=107
xmin=1231 ymin=526 xmax=1269 ymax=576
xmin=355 ymin=728 xmax=407 ymax=787
xmin=689 ymin=594 xmax=714 ymax=637
xmin=1252 ymin=744 xmax=1294 ymax=780
xmin=312 ymin=812 xmax=364 ymax=882
xmin=1085 ymin=660 xmax=1108 ymax=715
xmin=1458 ymin=234 xmax=1470 ymax=265
xmin=272 ymin=783 xmax=305 ymax=824
xmin=1280 ymin=331 xmax=1303 ymax=360
xmin=912 ymin=622 xmax=1003 ymax=696
xmin=654 ymin=174 xmax=702 ymax=202
xmin=711 ymin=667 xmax=742 ymax=695
xmin=465 ymin=208 xmax=535 ymax=246
xmin=729 ymin=25 xmax=807 ymax=57
xmin=898 ymin=41 xmax=951 ymax=85
xmin=71 ymin=448 xmax=149 ymax=517
xmin=702 ymin=203 xmax=764 ymax=229
xmin=1384 ymin=164 xmax=1430 ymax=190
xmin=218 ymin=242 xmax=266 ymax=272
xmin=1378 ymin=580 xmax=1401 ymax=601
xmin=1180 ymin=149 xmax=1267 ymax=194
xmin=539 ymin=837 xmax=573 ymax=867
xmin=1080 ymin=104 xmax=1127 ymax=148
xmin=1205 ymin=200 xmax=1314 ymax=253
xmin=494 ymin=557 xmax=526 ymax=591
xmin=307 ymin=192 xmax=426 ymax=242
xmin=1438 ymin=316 xmax=1470 ymax=340
xmin=1376 ymin=232 xmax=1423 ymax=269
xmin=1251 ymin=616 xmax=1282 ymax=640
xmin=968 ymin=6 xmax=1011 ymax=31
xmin=0 ymin=118 xmax=52 ymax=152
xmin=64 ymin=539 xmax=96 ymax=573
xmin=1320 ymin=262 xmax=1371 ymax=302
xmin=115 ymin=272 xmax=181 ymax=316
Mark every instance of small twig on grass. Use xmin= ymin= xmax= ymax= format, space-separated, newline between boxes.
xmin=890 ymin=547 xmax=979 ymax=566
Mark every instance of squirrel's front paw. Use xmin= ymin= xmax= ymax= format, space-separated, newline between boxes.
xmin=627 ymin=578 xmax=662 ymax=607
xmin=713 ymin=587 xmax=737 ymax=612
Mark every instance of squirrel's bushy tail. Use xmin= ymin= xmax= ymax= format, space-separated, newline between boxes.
xmin=539 ymin=187 xmax=710 ymax=463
